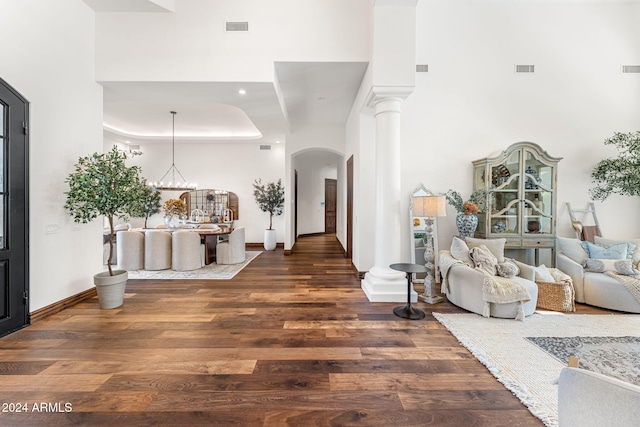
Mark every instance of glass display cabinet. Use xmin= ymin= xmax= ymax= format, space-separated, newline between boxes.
xmin=472 ymin=142 xmax=562 ymax=265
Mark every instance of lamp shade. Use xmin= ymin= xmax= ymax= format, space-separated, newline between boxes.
xmin=413 ymin=195 xmax=447 ymax=217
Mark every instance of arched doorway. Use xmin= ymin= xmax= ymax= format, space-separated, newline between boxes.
xmin=0 ymin=77 xmax=29 ymax=337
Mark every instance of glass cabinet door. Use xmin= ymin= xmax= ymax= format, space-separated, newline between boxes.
xmin=488 ymin=150 xmax=520 ymax=235
xmin=522 ymin=148 xmax=553 ymax=235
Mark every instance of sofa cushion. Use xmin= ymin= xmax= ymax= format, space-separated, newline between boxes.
xmin=469 ymin=244 xmax=498 ymax=275
xmin=450 ymin=237 xmax=473 ymax=266
xmin=594 ymin=236 xmax=640 ymax=265
xmin=557 ymin=237 xmax=589 ymax=264
xmin=581 ymin=241 xmax=634 ymax=260
xmin=497 ymin=261 xmax=519 ymax=278
xmin=533 ymin=264 xmax=555 ymax=282
xmin=583 ymin=258 xmax=639 ymax=276
xmin=466 ymin=237 xmax=506 ymax=263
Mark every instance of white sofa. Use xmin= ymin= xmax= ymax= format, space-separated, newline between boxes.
xmin=557 ymin=367 xmax=640 ymax=427
xmin=556 ymin=237 xmax=640 ymax=313
xmin=439 ymin=237 xmax=539 ymax=319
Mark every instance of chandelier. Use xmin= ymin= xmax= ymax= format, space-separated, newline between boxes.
xmin=149 ymin=111 xmax=196 ymax=191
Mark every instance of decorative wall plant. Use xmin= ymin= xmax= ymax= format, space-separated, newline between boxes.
xmin=589 ymin=131 xmax=640 ymax=201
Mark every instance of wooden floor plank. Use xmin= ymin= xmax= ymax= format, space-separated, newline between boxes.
xmin=0 ymin=233 xmax=596 ymax=425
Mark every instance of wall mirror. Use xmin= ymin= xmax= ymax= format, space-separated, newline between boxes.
xmin=179 ymin=189 xmax=239 ymax=223
xmin=409 ymin=184 xmax=446 ymax=304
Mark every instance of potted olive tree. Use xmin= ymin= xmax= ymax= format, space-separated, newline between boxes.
xmin=253 ymin=178 xmax=285 ymax=250
xmin=138 ymin=185 xmax=162 ymax=229
xmin=64 ymin=146 xmax=148 ymax=309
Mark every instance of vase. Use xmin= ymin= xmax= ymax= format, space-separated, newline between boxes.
xmin=93 ymin=270 xmax=128 ymax=309
xmin=456 ymin=212 xmax=478 ymax=238
xmin=264 ymin=229 xmax=277 ymax=251
xmin=164 ymin=215 xmax=179 ymax=229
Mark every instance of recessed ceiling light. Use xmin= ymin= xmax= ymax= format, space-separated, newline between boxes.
xmin=238 ymin=89 xmax=246 ymax=95
xmin=275 ymin=140 xmax=281 ymax=144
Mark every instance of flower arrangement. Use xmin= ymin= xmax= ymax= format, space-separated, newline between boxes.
xmin=163 ymin=198 xmax=187 ymax=217
xmin=444 ymin=189 xmax=487 ymax=215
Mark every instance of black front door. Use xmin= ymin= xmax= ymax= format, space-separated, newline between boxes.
xmin=0 ymin=78 xmax=29 ymax=337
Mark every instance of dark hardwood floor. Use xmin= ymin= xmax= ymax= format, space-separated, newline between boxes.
xmin=0 ymin=234 xmax=609 ymax=426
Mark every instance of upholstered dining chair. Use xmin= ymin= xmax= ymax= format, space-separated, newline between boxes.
xmin=217 ymin=227 xmax=245 ymax=265
xmin=116 ymin=230 xmax=144 ymax=271
xmin=171 ymin=231 xmax=203 ymax=271
xmin=144 ymin=230 xmax=172 ymax=270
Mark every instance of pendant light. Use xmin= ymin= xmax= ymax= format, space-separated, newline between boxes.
xmin=149 ymin=111 xmax=196 ymax=191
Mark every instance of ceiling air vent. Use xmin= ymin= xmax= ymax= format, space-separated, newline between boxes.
xmin=260 ymin=145 xmax=271 ymax=150
xmin=226 ymin=21 xmax=249 ymax=32
xmin=128 ymin=144 xmax=141 ymax=151
xmin=515 ymin=64 xmax=535 ymax=73
xmin=416 ymin=64 xmax=429 ymax=73
xmin=622 ymin=65 xmax=640 ymax=74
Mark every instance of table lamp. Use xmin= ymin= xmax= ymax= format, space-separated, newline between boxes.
xmin=412 ymin=194 xmax=447 ymax=304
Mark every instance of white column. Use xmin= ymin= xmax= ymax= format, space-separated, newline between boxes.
xmin=361 ymin=91 xmax=413 ymax=302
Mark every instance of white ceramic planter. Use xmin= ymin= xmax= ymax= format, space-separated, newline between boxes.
xmin=93 ymin=270 xmax=128 ymax=309
xmin=264 ymin=229 xmax=277 ymax=251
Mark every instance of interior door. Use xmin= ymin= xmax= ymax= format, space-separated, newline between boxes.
xmin=324 ymin=178 xmax=336 ymax=234
xmin=0 ymin=78 xmax=29 ymax=338
xmin=346 ymin=156 xmax=353 ymax=259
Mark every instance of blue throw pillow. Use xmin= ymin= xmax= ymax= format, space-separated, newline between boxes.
xmin=581 ymin=241 xmax=635 ymax=260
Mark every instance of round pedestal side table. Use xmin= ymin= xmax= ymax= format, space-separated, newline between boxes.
xmin=389 ymin=263 xmax=428 ymax=320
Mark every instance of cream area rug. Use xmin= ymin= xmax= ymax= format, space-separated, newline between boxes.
xmin=433 ymin=312 xmax=640 ymax=427
xmin=124 ymin=251 xmax=261 ymax=280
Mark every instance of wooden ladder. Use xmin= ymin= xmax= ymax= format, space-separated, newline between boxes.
xmin=566 ymin=202 xmax=602 ymax=242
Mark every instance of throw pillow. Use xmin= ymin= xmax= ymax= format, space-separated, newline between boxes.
xmin=450 ymin=237 xmax=473 ymax=266
xmin=557 ymin=237 xmax=589 ymax=264
xmin=469 ymin=244 xmax=498 ymax=276
xmin=594 ymin=236 xmax=640 ymax=265
xmin=465 ymin=237 xmax=506 ymax=263
xmin=496 ymin=261 xmax=519 ymax=278
xmin=533 ymin=264 xmax=555 ymax=282
xmin=583 ymin=258 xmax=639 ymax=276
xmin=581 ymin=241 xmax=633 ymax=260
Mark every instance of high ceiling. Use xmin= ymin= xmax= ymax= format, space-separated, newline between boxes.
xmin=101 ymin=62 xmax=367 ymax=143
xmin=84 ymin=0 xmax=369 ymax=145
xmin=101 ymin=62 xmax=368 ymax=145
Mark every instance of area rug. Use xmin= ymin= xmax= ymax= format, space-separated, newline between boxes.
xmin=433 ymin=312 xmax=640 ymax=427
xmin=125 ymin=251 xmax=261 ymax=280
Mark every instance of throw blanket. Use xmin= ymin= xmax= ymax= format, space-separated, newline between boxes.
xmin=606 ymin=272 xmax=640 ymax=304
xmin=438 ymin=250 xmax=463 ymax=295
xmin=439 ymin=251 xmax=531 ymax=321
xmin=481 ymin=274 xmax=531 ymax=321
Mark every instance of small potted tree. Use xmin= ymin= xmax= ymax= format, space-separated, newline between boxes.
xmin=253 ymin=178 xmax=285 ymax=250
xmin=137 ymin=185 xmax=162 ymax=229
xmin=64 ymin=146 xmax=148 ymax=309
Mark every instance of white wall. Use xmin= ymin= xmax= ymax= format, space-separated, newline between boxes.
xmin=346 ymin=0 xmax=640 ymax=271
xmin=403 ymin=0 xmax=640 ymax=258
xmin=106 ymin=137 xmax=286 ymax=244
xmin=94 ymin=0 xmax=371 ymax=82
xmin=0 ymin=0 xmax=103 ymax=311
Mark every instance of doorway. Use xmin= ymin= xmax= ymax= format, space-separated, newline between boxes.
xmin=324 ymin=178 xmax=336 ymax=234
xmin=0 ymin=78 xmax=29 ymax=337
